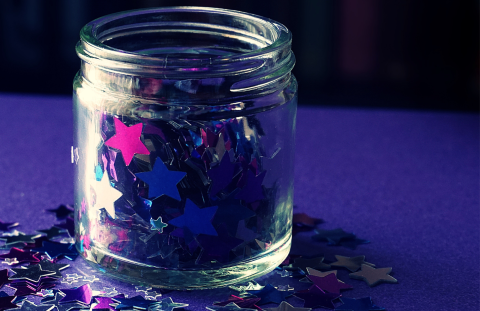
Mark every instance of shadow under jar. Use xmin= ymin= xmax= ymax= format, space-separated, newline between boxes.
xmin=73 ymin=6 xmax=297 ymax=289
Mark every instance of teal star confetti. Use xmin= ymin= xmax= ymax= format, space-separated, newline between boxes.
xmin=150 ymin=217 xmax=168 ymax=233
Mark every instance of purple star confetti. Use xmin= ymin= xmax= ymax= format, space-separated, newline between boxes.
xmin=293 ymin=285 xmax=341 ymax=309
xmin=59 ymin=284 xmax=93 ymax=305
xmin=246 ymin=284 xmax=292 ymax=305
xmin=307 ymin=274 xmax=353 ymax=294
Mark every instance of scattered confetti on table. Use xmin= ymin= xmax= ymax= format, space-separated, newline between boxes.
xmin=0 ymin=207 xmax=394 ymax=310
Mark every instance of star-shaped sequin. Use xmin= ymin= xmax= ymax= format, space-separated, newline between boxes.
xmin=33 ymin=241 xmax=78 ymax=260
xmin=10 ymin=265 xmax=55 ymax=283
xmin=290 ymin=257 xmax=331 ymax=273
xmin=59 ymin=284 xmax=93 ymax=305
xmin=307 ymin=274 xmax=352 ymax=294
xmin=312 ymin=228 xmax=356 ymax=245
xmin=0 ymin=248 xmax=40 ymax=264
xmin=207 ymin=302 xmax=255 ymax=311
xmin=136 ymin=157 xmax=186 ymax=200
xmin=0 ymin=221 xmax=19 ymax=232
xmin=113 ymin=295 xmax=154 ymax=310
xmin=150 ymin=217 xmax=167 ymax=233
xmin=246 ymin=284 xmax=292 ymax=305
xmin=0 ymin=233 xmax=41 ymax=246
xmin=93 ymin=296 xmax=117 ymax=310
xmin=0 ymin=294 xmax=17 ymax=310
xmin=168 ymin=199 xmax=217 ymax=236
xmin=105 ymin=118 xmax=149 ymax=166
xmin=46 ymin=205 xmax=74 ymax=220
xmin=151 ymin=297 xmax=188 ymax=311
xmin=13 ymin=300 xmax=54 ymax=311
xmin=93 ymin=171 xmax=123 ymax=219
xmin=36 ymin=227 xmax=68 ymax=240
xmin=293 ymin=285 xmax=340 ymax=309
xmin=330 ymin=255 xmax=375 ymax=272
xmin=335 ymin=297 xmax=385 ymax=310
xmin=213 ymin=295 xmax=261 ymax=310
xmin=264 ymin=301 xmax=311 ymax=311
xmin=35 ymin=260 xmax=69 ymax=278
xmin=349 ymin=264 xmax=397 ymax=287
xmin=41 ymin=292 xmax=88 ymax=311
xmin=0 ymin=270 xmax=10 ymax=289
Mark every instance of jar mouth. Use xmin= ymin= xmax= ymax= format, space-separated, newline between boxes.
xmin=77 ymin=6 xmax=293 ymax=80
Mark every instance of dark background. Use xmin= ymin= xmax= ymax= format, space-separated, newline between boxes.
xmin=0 ymin=0 xmax=478 ymax=111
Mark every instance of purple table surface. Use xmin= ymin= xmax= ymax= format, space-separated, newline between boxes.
xmin=0 ymin=93 xmax=478 ymax=310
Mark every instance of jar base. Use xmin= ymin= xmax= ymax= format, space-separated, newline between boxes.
xmin=79 ymin=234 xmax=291 ymax=290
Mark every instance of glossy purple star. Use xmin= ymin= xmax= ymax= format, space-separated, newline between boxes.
xmin=59 ymin=284 xmax=93 ymax=305
xmin=307 ymin=274 xmax=352 ymax=294
xmin=235 ymin=170 xmax=265 ymax=203
xmin=293 ymin=285 xmax=340 ymax=309
xmin=93 ymin=296 xmax=117 ymax=310
xmin=213 ymin=295 xmax=261 ymax=310
xmin=168 ymin=199 xmax=218 ymax=237
xmin=246 ymin=284 xmax=292 ymax=305
xmin=136 ymin=157 xmax=186 ymax=200
xmin=208 ymin=153 xmax=236 ymax=196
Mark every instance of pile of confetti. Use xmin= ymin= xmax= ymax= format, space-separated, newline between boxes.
xmin=0 ymin=205 xmax=397 ymax=310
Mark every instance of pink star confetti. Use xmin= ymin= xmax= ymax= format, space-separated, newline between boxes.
xmin=105 ymin=118 xmax=149 ymax=166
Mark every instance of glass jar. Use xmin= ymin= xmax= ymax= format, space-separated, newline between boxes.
xmin=73 ymin=7 xmax=297 ymax=289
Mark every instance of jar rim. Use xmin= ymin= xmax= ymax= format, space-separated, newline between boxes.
xmin=77 ymin=6 xmax=293 ymax=79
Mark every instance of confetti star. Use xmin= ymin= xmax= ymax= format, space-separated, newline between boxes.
xmin=14 ymin=300 xmax=54 ymax=311
xmin=206 ymin=302 xmax=254 ymax=311
xmin=144 ymin=290 xmax=161 ymax=301
xmin=246 ymin=284 xmax=292 ymax=305
xmin=83 ymin=275 xmax=99 ymax=283
xmin=33 ymin=241 xmax=78 ymax=261
xmin=290 ymin=257 xmax=331 ymax=273
xmin=93 ymin=171 xmax=123 ymax=219
xmin=54 ymin=218 xmax=75 ymax=237
xmin=46 ymin=205 xmax=74 ymax=220
xmin=330 ymin=255 xmax=375 ymax=273
xmin=307 ymin=274 xmax=352 ymax=294
xmin=36 ymin=227 xmax=68 ymax=240
xmin=113 ymin=295 xmax=154 ymax=310
xmin=335 ymin=297 xmax=385 ymax=311
xmin=229 ymin=281 xmax=264 ymax=293
xmin=41 ymin=292 xmax=88 ymax=311
xmin=349 ymin=264 xmax=398 ymax=287
xmin=312 ymin=228 xmax=356 ymax=245
xmin=0 ymin=248 xmax=40 ymax=264
xmin=213 ymin=295 xmax=261 ymax=310
xmin=93 ymin=297 xmax=116 ymax=310
xmin=2 ymin=259 xmax=19 ymax=266
xmin=105 ymin=118 xmax=149 ymax=166
xmin=293 ymin=285 xmax=340 ymax=309
xmin=150 ymin=217 xmax=167 ymax=233
xmin=10 ymin=265 xmax=55 ymax=283
xmin=168 ymin=199 xmax=218 ymax=236
xmin=235 ymin=170 xmax=266 ymax=203
xmin=150 ymin=297 xmax=188 ymax=311
xmin=292 ymin=213 xmax=323 ymax=228
xmin=0 ymin=233 xmax=41 ymax=246
xmin=35 ymin=259 xmax=70 ymax=278
xmin=134 ymin=286 xmax=151 ymax=294
xmin=264 ymin=301 xmax=311 ymax=311
xmin=65 ymin=274 xmax=82 ymax=280
xmin=207 ymin=152 xmax=236 ymax=196
xmin=0 ymin=294 xmax=17 ymax=310
xmin=0 ymin=221 xmax=19 ymax=232
xmin=59 ymin=284 xmax=93 ymax=305
xmin=136 ymin=157 xmax=186 ymax=200
xmin=0 ymin=270 xmax=10 ymax=289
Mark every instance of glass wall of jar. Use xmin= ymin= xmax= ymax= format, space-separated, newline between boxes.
xmin=73 ymin=7 xmax=297 ymax=289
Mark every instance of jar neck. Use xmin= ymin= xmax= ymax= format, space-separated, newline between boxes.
xmin=76 ymin=7 xmax=295 ymax=104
